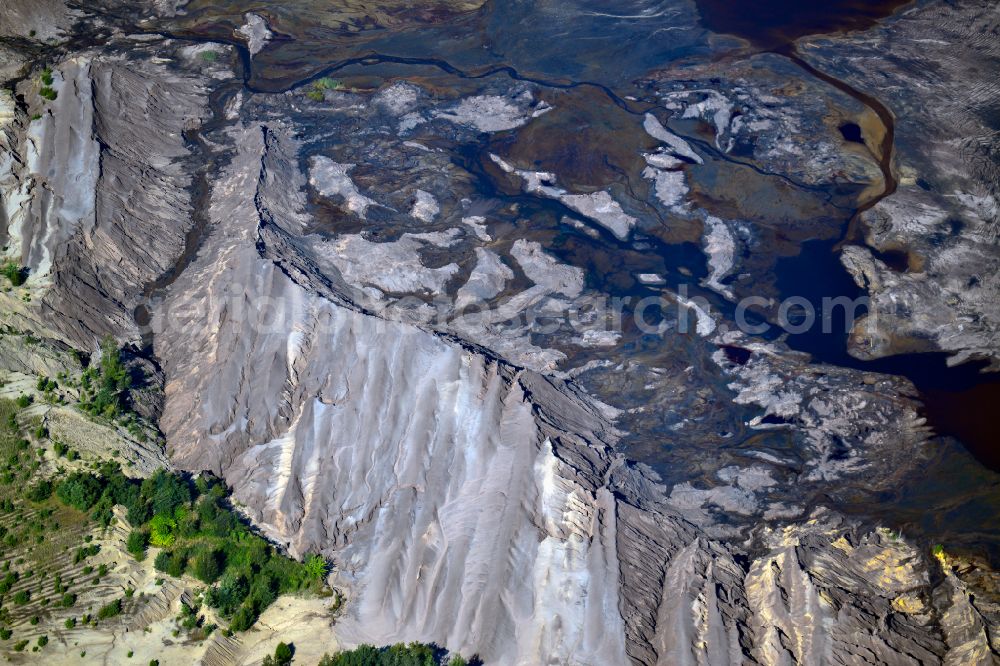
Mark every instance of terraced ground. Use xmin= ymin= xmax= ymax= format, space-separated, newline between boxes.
xmin=0 ymin=396 xmax=119 ymax=656
xmin=0 ymin=377 xmax=339 ymax=664
xmin=0 ymin=393 xmax=169 ymax=652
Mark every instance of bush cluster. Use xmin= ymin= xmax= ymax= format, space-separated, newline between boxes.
xmin=79 ymin=337 xmax=132 ymax=418
xmin=97 ymin=598 xmax=121 ymax=620
xmin=318 ymin=643 xmax=473 ymax=666
xmin=2 ymin=263 xmax=25 ymax=287
xmin=53 ymin=465 xmax=326 ymax=631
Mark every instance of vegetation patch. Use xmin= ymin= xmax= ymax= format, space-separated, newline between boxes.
xmin=52 ymin=464 xmax=328 ymax=631
xmin=1 ymin=263 xmax=26 ymax=287
xmin=306 ymin=77 xmax=343 ymax=102
xmin=78 ymin=336 xmax=132 ymax=418
xmin=318 ymin=643 xmax=476 ymax=666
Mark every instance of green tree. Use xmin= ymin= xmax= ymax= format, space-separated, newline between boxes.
xmin=91 ymin=494 xmax=115 ymax=527
xmin=191 ymin=546 xmax=223 ymax=584
xmin=89 ymin=336 xmax=131 ymax=416
xmin=275 ymin=641 xmax=294 ymax=665
xmin=126 ymin=529 xmax=149 ymax=560
xmin=206 ymin=569 xmax=249 ymax=616
xmin=142 ymin=469 xmax=191 ymax=517
xmin=304 ymin=553 xmax=327 ymax=581
xmin=2 ymin=262 xmax=25 ymax=287
xmin=318 ymin=645 xmax=380 ymax=666
xmin=26 ymin=479 xmax=52 ymax=502
xmin=56 ymin=472 xmax=103 ymax=510
xmin=97 ymin=598 xmax=121 ymax=619
xmin=229 ymin=604 xmax=256 ymax=632
xmin=148 ymin=514 xmax=176 ymax=548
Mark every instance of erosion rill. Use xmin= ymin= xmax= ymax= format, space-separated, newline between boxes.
xmin=0 ymin=0 xmax=998 ymax=664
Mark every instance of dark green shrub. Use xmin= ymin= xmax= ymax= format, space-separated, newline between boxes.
xmin=2 ymin=263 xmax=25 ymax=287
xmin=97 ymin=598 xmax=121 ymax=619
xmin=57 ymin=472 xmax=103 ymax=510
xmin=229 ymin=604 xmax=256 ymax=632
xmin=126 ymin=529 xmax=149 ymax=560
xmin=274 ymin=642 xmax=293 ymax=665
xmin=141 ymin=470 xmax=191 ymax=517
xmin=154 ymin=549 xmax=185 ymax=577
xmin=26 ymin=480 xmax=52 ymax=502
xmin=191 ymin=546 xmax=223 ymax=584
xmin=0 ymin=571 xmax=18 ymax=593
xmin=73 ymin=544 xmax=99 ymax=564
xmin=153 ymin=549 xmax=170 ymax=572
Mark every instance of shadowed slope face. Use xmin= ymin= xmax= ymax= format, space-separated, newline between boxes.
xmin=1 ymin=0 xmax=999 ymax=664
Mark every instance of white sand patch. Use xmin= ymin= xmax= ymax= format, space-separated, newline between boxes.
xmin=643 ymin=113 xmax=703 ymax=163
xmin=702 ymin=216 xmax=736 ymax=298
xmin=511 ymin=239 xmax=584 ymax=298
xmin=410 ymin=189 xmax=440 ymax=222
xmin=235 ymin=13 xmax=272 ymax=56
xmin=436 ymin=94 xmax=536 ymax=132
xmin=491 ymin=154 xmax=636 ymax=239
xmin=455 ymin=247 xmax=514 ymax=311
xmin=643 ymin=167 xmax=688 ymax=212
xmin=309 ymin=156 xmax=378 ymax=218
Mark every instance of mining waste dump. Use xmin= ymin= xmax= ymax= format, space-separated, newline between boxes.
xmin=0 ymin=0 xmax=998 ymax=664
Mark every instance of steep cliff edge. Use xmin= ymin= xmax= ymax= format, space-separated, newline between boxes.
xmin=0 ymin=36 xmax=218 ymax=348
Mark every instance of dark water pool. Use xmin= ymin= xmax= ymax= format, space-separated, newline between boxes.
xmin=695 ymin=0 xmax=913 ymax=49
xmin=775 ymin=239 xmax=1000 ymax=473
